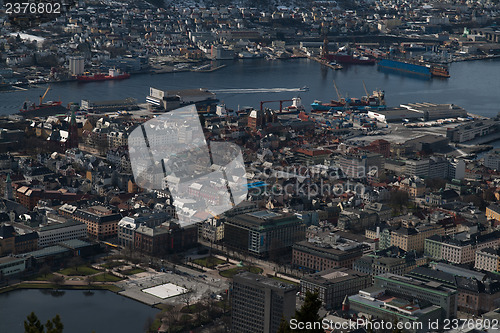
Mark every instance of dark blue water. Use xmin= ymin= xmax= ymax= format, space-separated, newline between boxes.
xmin=0 ymin=289 xmax=159 ymax=333
xmin=1 ymin=58 xmax=500 ymax=117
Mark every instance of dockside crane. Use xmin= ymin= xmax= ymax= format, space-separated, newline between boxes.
xmin=333 ymin=80 xmax=343 ymax=100
xmin=362 ymin=80 xmax=369 ymax=97
xmin=39 ymin=85 xmax=51 ymax=105
xmin=260 ymin=99 xmax=293 ymax=112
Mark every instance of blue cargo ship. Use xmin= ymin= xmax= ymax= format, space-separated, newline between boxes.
xmin=378 ymin=59 xmax=431 ymax=77
xmin=378 ymin=59 xmax=449 ymax=78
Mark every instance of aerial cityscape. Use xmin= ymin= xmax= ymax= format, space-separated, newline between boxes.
xmin=2 ymin=0 xmax=500 ymax=332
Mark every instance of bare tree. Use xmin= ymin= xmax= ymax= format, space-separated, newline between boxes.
xmin=180 ymin=286 xmax=196 ymax=312
xmin=85 ymin=275 xmax=95 ymax=287
xmin=50 ymin=274 xmax=65 ymax=289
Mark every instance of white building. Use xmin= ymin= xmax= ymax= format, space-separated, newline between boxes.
xmin=69 ymin=56 xmax=84 ymax=76
xmin=37 ymin=220 xmax=87 ymax=248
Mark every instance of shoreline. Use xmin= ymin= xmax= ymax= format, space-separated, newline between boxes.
xmin=0 ymin=281 xmax=123 ymax=295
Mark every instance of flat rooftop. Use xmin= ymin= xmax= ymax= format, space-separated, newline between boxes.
xmin=142 ymin=283 xmax=187 ymax=299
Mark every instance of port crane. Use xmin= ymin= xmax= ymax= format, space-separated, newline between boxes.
xmin=362 ymin=80 xmax=369 ymax=97
xmin=39 ymin=85 xmax=51 ymax=105
xmin=333 ymin=80 xmax=344 ymax=100
xmin=260 ymin=99 xmax=293 ymax=112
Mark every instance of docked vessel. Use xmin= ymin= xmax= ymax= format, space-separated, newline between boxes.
xmin=77 ymin=68 xmax=130 ymax=82
xmin=327 ymin=52 xmax=376 ymax=65
xmin=20 ymin=86 xmax=63 ymax=112
xmin=311 ymin=82 xmax=385 ymax=111
xmin=0 ymin=76 xmax=11 ymax=90
xmin=321 ymin=42 xmax=376 ymax=65
xmin=378 ymin=59 xmax=449 ymax=78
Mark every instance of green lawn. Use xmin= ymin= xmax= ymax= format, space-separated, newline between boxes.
xmin=101 ymin=261 xmax=124 ymax=269
xmin=121 ymin=268 xmax=146 ymax=276
xmin=33 ymin=273 xmax=55 ymax=281
xmin=92 ymin=273 xmax=123 ymax=282
xmin=219 ymin=266 xmax=263 ymax=278
xmin=58 ymin=266 xmax=100 ymax=276
xmin=193 ymin=257 xmax=225 ymax=268
xmin=0 ymin=283 xmax=123 ymax=294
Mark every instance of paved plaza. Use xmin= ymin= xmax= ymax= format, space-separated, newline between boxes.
xmin=116 ymin=266 xmax=229 ymax=306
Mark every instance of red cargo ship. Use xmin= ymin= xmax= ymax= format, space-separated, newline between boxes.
xmin=20 ymin=86 xmax=63 ymax=112
xmin=324 ymin=46 xmax=376 ymax=65
xmin=327 ymin=52 xmax=376 ymax=65
xmin=77 ymin=68 xmax=130 ymax=82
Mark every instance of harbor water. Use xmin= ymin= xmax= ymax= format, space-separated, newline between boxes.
xmin=1 ymin=58 xmax=500 ymax=118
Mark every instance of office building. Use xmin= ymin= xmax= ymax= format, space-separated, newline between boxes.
xmin=484 ymin=149 xmax=500 ymax=170
xmin=231 ymin=272 xmax=297 ymax=333
xmin=300 ymin=267 xmax=371 ymax=309
xmin=134 ymin=221 xmax=197 ymax=256
xmin=37 ymin=220 xmax=87 ymax=248
xmin=338 ymin=153 xmax=384 ymax=179
xmin=72 ymin=205 xmax=122 ymax=240
xmin=374 ymin=273 xmax=458 ymax=318
xmin=224 ymin=211 xmax=305 ymax=257
xmin=349 ymin=287 xmax=442 ymax=332
xmin=292 ymin=236 xmax=366 ymax=272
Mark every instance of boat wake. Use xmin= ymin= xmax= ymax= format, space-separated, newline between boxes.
xmin=210 ymin=87 xmax=306 ymax=94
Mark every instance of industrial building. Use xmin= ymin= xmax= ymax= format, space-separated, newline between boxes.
xmin=400 ymin=103 xmax=468 ymax=121
xmin=446 ymin=118 xmax=499 ymax=143
xmin=367 ymin=108 xmax=422 ymax=123
xmin=81 ymin=98 xmax=138 ymax=113
xmin=146 ymin=87 xmax=217 ymax=111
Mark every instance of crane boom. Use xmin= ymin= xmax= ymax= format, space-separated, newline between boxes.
xmin=362 ymin=80 xmax=369 ymax=97
xmin=39 ymin=86 xmax=51 ymax=105
xmin=333 ymin=80 xmax=343 ymax=100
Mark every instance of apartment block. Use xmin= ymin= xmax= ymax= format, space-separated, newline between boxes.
xmin=475 ymin=247 xmax=500 ymax=272
xmin=486 ymin=204 xmax=500 ymax=222
xmin=390 ymin=224 xmax=444 ymax=253
xmin=425 ymin=231 xmax=500 ymax=265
